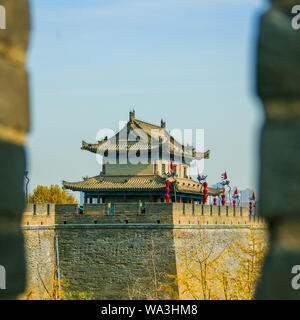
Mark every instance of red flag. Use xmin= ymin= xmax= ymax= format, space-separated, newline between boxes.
xmin=170 ymin=162 xmax=174 ymax=172
xmin=252 ymin=191 xmax=256 ymax=201
xmin=234 ymin=187 xmax=238 ymax=196
xmin=197 ymin=167 xmax=200 ymax=178
xmin=221 ymin=171 xmax=227 ymax=180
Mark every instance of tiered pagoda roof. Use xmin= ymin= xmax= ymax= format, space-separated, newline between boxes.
xmin=63 ymin=111 xmax=222 ymax=199
xmin=81 ymin=111 xmax=210 ymax=162
xmin=63 ymin=174 xmax=222 ymax=196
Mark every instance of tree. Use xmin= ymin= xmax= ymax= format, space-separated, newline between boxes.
xmin=25 ymin=275 xmax=93 ymax=300
xmin=127 ymin=237 xmax=178 ymax=300
xmin=227 ymin=229 xmax=267 ymax=300
xmin=174 ymin=230 xmax=230 ymax=300
xmin=28 ymin=185 xmax=78 ymax=204
xmin=48 ymin=276 xmax=93 ymax=300
xmin=131 ymin=230 xmax=231 ymax=300
xmin=153 ymin=229 xmax=267 ymax=300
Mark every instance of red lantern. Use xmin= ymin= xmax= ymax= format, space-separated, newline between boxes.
xmin=233 ymin=200 xmax=236 ymax=207
xmin=249 ymin=201 xmax=253 ymax=215
xmin=204 ymin=189 xmax=208 ymax=195
xmin=222 ymin=200 xmax=226 ymax=206
xmin=249 ymin=200 xmax=254 ymax=214
xmin=165 ymin=180 xmax=171 ymax=203
xmin=213 ymin=198 xmax=217 ymax=206
xmin=203 ymin=182 xmax=208 ymax=188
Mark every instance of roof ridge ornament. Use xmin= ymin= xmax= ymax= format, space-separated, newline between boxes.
xmin=129 ymin=109 xmax=135 ymax=122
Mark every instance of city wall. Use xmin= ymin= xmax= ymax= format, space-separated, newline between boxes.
xmin=20 ymin=203 xmax=266 ymax=299
xmin=22 ymin=203 xmax=264 ymax=226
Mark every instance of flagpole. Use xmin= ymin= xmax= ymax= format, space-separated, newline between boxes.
xmin=171 ymin=161 xmax=177 ymax=202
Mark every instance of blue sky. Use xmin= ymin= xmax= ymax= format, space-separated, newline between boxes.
xmin=27 ymin=0 xmax=268 ymax=195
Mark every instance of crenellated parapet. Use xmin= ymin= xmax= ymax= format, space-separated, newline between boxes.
xmin=22 ymin=202 xmax=267 ymax=299
xmin=21 ymin=203 xmax=266 ymax=228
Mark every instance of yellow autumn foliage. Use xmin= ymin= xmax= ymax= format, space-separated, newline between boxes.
xmin=28 ymin=185 xmax=77 ymax=204
xmin=25 ymin=270 xmax=93 ymax=300
xmin=147 ymin=229 xmax=267 ymax=300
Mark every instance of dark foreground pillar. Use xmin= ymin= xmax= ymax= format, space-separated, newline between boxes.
xmin=255 ymin=0 xmax=300 ymax=299
xmin=0 ymin=0 xmax=31 ymax=299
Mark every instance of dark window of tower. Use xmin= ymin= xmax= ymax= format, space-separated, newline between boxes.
xmin=184 ymin=167 xmax=187 ymax=178
xmin=159 ymin=137 xmax=163 ymax=158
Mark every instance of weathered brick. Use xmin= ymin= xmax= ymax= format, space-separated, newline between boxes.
xmin=258 ymin=121 xmax=300 ymax=219
xmin=271 ymin=0 xmax=300 ymax=11
xmin=255 ymin=0 xmax=300 ymax=300
xmin=0 ymin=227 xmax=26 ymax=299
xmin=257 ymin=8 xmax=300 ymax=101
xmin=0 ymin=57 xmax=29 ymax=137
xmin=0 ymin=142 xmax=25 ymax=216
xmin=20 ymin=203 xmax=266 ymax=299
xmin=256 ymin=246 xmax=300 ymax=299
xmin=0 ymin=0 xmax=30 ymax=66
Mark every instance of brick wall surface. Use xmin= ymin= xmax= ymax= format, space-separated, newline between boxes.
xmin=21 ymin=203 xmax=266 ymax=299
xmin=0 ymin=0 xmax=30 ymax=300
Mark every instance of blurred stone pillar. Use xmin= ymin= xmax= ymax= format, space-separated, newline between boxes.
xmin=255 ymin=0 xmax=300 ymax=299
xmin=0 ymin=0 xmax=30 ymax=299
